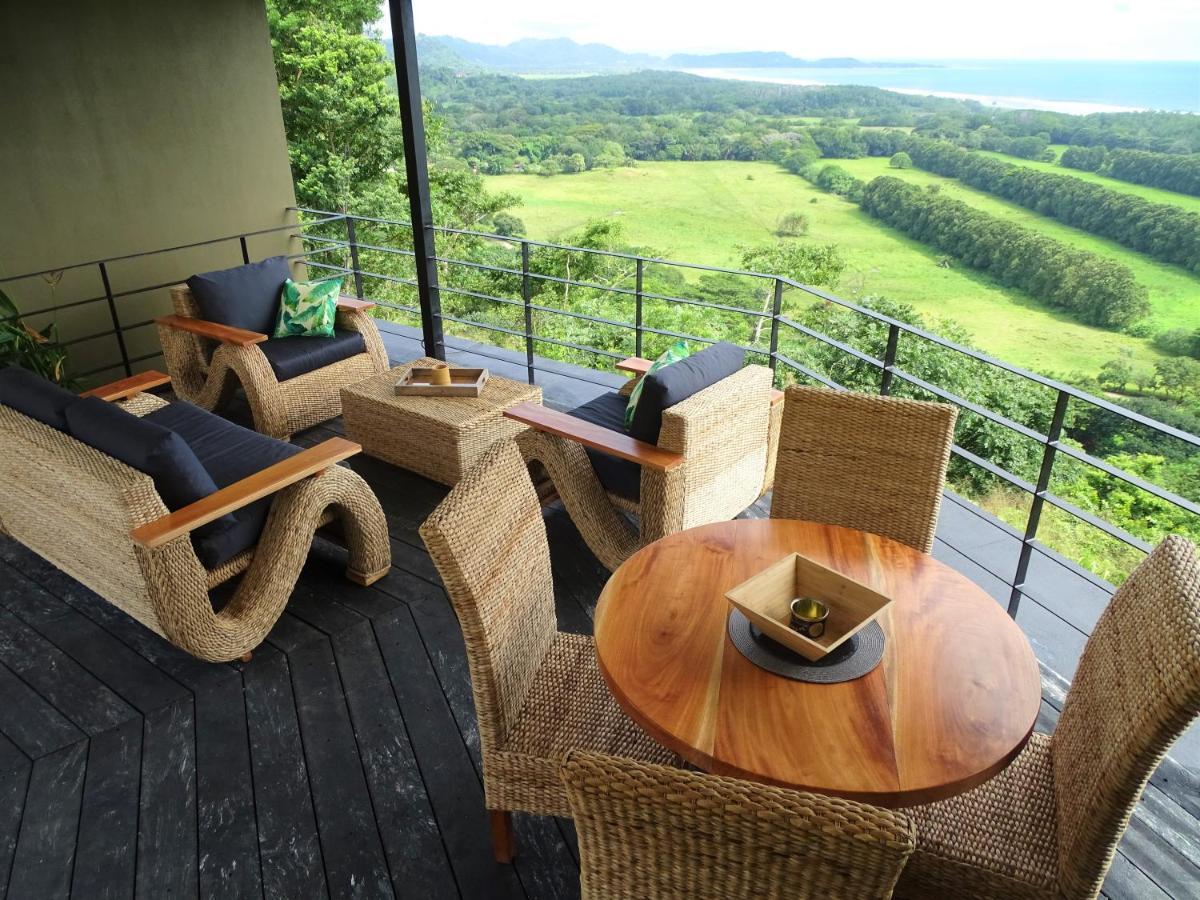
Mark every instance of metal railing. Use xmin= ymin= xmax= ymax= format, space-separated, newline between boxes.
xmin=3 ymin=210 xmax=1196 ymax=641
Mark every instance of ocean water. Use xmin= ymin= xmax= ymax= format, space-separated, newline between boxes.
xmin=685 ymin=59 xmax=1200 ymax=114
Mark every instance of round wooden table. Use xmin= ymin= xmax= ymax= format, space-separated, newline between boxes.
xmin=594 ymin=519 xmax=1042 ymax=808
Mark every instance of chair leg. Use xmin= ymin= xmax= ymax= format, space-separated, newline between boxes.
xmin=489 ymin=809 xmax=516 ymax=863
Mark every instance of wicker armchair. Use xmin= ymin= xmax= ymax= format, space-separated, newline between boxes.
xmin=0 ymin=374 xmax=390 ymax=663
xmin=895 ymin=536 xmax=1200 ymax=900
xmin=157 ymin=286 xmax=388 ymax=439
xmin=418 ymin=439 xmax=677 ymax=862
xmin=562 ymin=751 xmax=916 ymax=900
xmin=506 ymin=356 xmax=782 ymax=571
xmin=771 ymin=386 xmax=957 ymax=553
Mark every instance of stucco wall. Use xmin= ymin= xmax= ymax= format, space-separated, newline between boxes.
xmin=0 ymin=0 xmax=298 ymax=381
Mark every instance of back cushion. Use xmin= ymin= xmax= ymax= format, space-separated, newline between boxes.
xmin=0 ymin=366 xmax=79 ymax=431
xmin=186 ymin=256 xmax=291 ymax=335
xmin=64 ymin=397 xmax=231 ymax=535
xmin=629 ymin=342 xmax=745 ymax=445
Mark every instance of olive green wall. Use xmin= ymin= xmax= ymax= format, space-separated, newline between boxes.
xmin=0 ymin=0 xmax=298 ymax=382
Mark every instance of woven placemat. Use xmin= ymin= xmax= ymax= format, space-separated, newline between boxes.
xmin=727 ymin=610 xmax=885 ymax=683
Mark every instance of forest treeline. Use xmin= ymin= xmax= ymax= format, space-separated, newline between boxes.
xmin=858 ymin=176 xmax=1150 ymax=328
xmin=902 ymin=138 xmax=1200 ymax=272
xmin=423 ymin=68 xmax=1200 ymax=175
xmin=1062 ymin=147 xmax=1200 ymax=197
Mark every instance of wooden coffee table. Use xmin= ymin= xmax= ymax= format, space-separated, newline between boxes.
xmin=341 ymin=359 xmax=542 ymax=485
xmin=594 ymin=518 xmax=1041 ymax=808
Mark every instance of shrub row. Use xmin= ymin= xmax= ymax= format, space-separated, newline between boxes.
xmin=860 ymin=176 xmax=1150 ymax=329
xmin=1106 ymin=149 xmax=1200 ymax=198
xmin=906 ymin=138 xmax=1200 ymax=272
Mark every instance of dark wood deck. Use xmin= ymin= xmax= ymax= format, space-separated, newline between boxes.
xmin=0 ymin=349 xmax=1197 ymax=897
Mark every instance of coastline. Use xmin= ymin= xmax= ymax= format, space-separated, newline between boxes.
xmin=682 ymin=67 xmax=1151 ymax=115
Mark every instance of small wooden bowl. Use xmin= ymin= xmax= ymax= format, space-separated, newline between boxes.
xmin=725 ymin=552 xmax=893 ymax=661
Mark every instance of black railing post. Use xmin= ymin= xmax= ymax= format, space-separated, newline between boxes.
xmin=98 ymin=262 xmax=132 ymax=377
xmin=238 ymin=235 xmax=250 ymax=265
xmin=521 ymin=241 xmax=535 ymax=384
xmin=1008 ymin=389 xmax=1070 ymax=617
xmin=635 ymin=258 xmax=644 ymax=358
xmin=768 ymin=278 xmax=783 ymax=373
xmin=388 ymin=0 xmax=444 ymax=359
xmin=345 ymin=216 xmax=365 ymax=300
xmin=880 ymin=323 xmax=900 ymax=395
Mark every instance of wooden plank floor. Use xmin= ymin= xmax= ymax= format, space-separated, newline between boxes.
xmin=0 ymin=416 xmax=1197 ymax=898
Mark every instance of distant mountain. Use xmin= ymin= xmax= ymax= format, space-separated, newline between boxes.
xmin=414 ymin=36 xmax=932 ymax=73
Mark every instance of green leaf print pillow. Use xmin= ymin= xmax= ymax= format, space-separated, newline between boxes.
xmin=624 ymin=340 xmax=689 ymax=429
xmin=273 ymin=277 xmax=343 ymax=338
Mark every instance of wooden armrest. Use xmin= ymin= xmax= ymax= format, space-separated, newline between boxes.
xmin=337 ymin=295 xmax=375 ymax=311
xmin=131 ymin=437 xmax=361 ymax=549
xmin=616 ymin=356 xmax=652 ymax=375
xmin=504 ymin=402 xmax=683 ymax=472
xmin=155 ymin=314 xmax=268 ymax=346
xmin=618 ymin=357 xmax=782 ymax=405
xmin=80 ymin=370 xmax=171 ymax=402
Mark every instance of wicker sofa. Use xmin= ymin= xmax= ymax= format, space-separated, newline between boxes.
xmin=506 ymin=343 xmax=782 ymax=570
xmin=156 ymin=257 xmax=389 ymax=440
xmin=0 ymin=368 xmax=390 ymax=662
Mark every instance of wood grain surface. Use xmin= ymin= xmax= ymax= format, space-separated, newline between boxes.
xmin=594 ymin=518 xmax=1041 ymax=807
xmin=504 ymin=402 xmax=684 ymax=471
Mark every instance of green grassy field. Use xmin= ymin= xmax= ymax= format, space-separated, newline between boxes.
xmin=832 ymin=156 xmax=1200 ymax=333
xmin=974 ymin=150 xmax=1200 ymax=214
xmin=487 ymin=161 xmax=1175 ymax=378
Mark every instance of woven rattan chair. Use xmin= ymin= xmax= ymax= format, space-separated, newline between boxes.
xmin=157 ymin=285 xmax=388 ymax=439
xmin=771 ymin=386 xmax=957 ymax=553
xmin=561 ymin=751 xmax=916 ymax=899
xmin=895 ymin=535 xmax=1200 ymax=900
xmin=506 ymin=357 xmax=782 ymax=571
xmin=0 ymin=375 xmax=390 ymax=663
xmin=418 ymin=439 xmax=678 ymax=862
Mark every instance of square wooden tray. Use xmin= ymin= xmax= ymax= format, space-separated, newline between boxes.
xmin=725 ymin=552 xmax=892 ymax=661
xmin=394 ymin=367 xmax=489 ymax=397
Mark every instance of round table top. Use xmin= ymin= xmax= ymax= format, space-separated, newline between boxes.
xmin=594 ymin=518 xmax=1042 ymax=808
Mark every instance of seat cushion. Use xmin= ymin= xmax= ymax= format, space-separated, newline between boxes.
xmin=628 ymin=341 xmax=745 ymax=445
xmin=146 ymin=401 xmax=303 ymax=569
xmin=186 ymin=256 xmax=291 ymax=335
xmin=0 ymin=366 xmax=79 ymax=431
xmin=895 ymin=733 xmax=1059 ymax=900
xmin=259 ymin=329 xmax=367 ymax=382
xmin=64 ymin=398 xmax=233 ymax=540
xmin=568 ymin=392 xmax=641 ymax=501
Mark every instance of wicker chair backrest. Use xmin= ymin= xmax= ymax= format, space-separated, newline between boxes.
xmin=1052 ymin=535 xmax=1200 ymax=898
xmin=0 ymin=404 xmax=170 ymax=633
xmin=770 ymin=387 xmax=956 ymax=553
xmin=419 ymin=439 xmax=557 ymax=752
xmin=562 ymin=751 xmax=915 ymax=900
xmin=655 ymin=363 xmax=774 ymax=531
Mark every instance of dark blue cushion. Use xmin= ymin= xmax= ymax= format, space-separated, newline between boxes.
xmin=146 ymin=401 xmax=303 ymax=568
xmin=259 ymin=329 xmax=366 ymax=382
xmin=186 ymin=256 xmax=291 ymax=335
xmin=568 ymin=392 xmax=641 ymax=501
xmin=64 ymin=398 xmax=232 ymax=542
xmin=0 ymin=366 xmax=79 ymax=431
xmin=628 ymin=342 xmax=745 ymax=445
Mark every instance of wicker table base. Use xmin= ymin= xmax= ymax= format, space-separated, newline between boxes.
xmin=341 ymin=359 xmax=543 ymax=485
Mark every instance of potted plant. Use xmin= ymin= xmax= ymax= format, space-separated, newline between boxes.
xmin=0 ymin=286 xmax=75 ymax=387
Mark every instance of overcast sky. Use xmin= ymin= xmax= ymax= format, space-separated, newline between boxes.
xmin=376 ymin=0 xmax=1199 ymax=61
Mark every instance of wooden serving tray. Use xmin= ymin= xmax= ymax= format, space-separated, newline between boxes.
xmin=394 ymin=367 xmax=489 ymax=397
xmin=725 ymin=552 xmax=892 ymax=661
